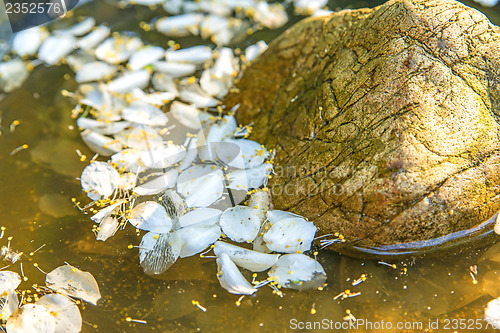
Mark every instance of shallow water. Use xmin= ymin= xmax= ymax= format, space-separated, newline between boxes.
xmin=2 ymin=0 xmax=500 ymax=332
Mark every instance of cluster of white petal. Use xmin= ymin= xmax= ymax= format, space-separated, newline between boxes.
xmin=2 ymin=0 xmax=332 ymax=299
xmin=1 ymin=265 xmax=100 ymax=333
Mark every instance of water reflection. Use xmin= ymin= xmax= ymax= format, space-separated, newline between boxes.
xmin=1 ymin=0 xmax=500 ymax=332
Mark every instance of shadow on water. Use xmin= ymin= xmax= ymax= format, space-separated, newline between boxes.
xmin=1 ymin=0 xmax=500 ymax=332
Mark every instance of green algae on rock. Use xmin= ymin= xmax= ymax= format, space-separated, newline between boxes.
xmin=227 ymin=0 xmax=500 ymax=247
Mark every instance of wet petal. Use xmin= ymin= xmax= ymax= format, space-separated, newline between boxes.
xmin=78 ymin=25 xmax=110 ymax=50
xmin=219 ymin=206 xmax=261 ymax=243
xmin=12 ymin=26 xmax=48 ymax=57
xmin=75 ymin=61 xmax=117 ymax=83
xmin=45 ymin=265 xmax=101 ymax=305
xmin=55 ymin=17 xmax=95 ymax=36
xmin=175 ymin=223 xmax=221 ymax=258
xmin=152 ymin=61 xmax=196 ymax=78
xmin=139 ymin=232 xmax=181 ymax=275
xmin=80 ymin=129 xmax=123 ymax=156
xmin=165 ymin=45 xmax=212 ymax=64
xmin=38 ymin=34 xmax=77 ymax=65
xmin=179 ymin=82 xmax=220 ymax=107
xmin=128 ymin=201 xmax=173 ymax=233
xmin=485 ymin=296 xmax=500 ymax=327
xmin=0 ymin=59 xmax=29 ymax=92
xmin=156 ymin=14 xmax=204 ymax=37
xmin=219 ymin=139 xmax=269 ymax=169
xmin=169 ymin=101 xmax=202 ymax=129
xmin=268 ymin=254 xmax=327 ymax=290
xmin=263 ymin=213 xmax=317 ymax=253
xmin=6 ymin=304 xmax=56 ymax=333
xmin=129 ymin=46 xmax=165 ymax=70
xmin=245 ymin=41 xmax=268 ymax=62
xmin=134 ymin=170 xmax=179 ymax=196
xmin=178 ymin=208 xmax=222 ymax=228
xmin=90 ymin=200 xmax=123 ymax=223
xmin=0 ymin=290 xmax=18 ymax=321
xmin=106 ymin=69 xmax=150 ymax=93
xmin=95 ymin=36 xmax=143 ymax=64
xmin=227 ymin=163 xmax=272 ymax=191
xmin=96 ymin=216 xmax=119 ymax=241
xmin=0 ymin=271 xmax=21 ymax=295
xmin=216 ymin=253 xmax=257 ymax=295
xmin=122 ymin=101 xmax=168 ymax=126
xmin=36 ymin=294 xmax=82 ymax=333
xmin=177 ymin=165 xmax=224 ymax=208
xmin=80 ymin=161 xmax=120 ymax=199
xmin=214 ymin=241 xmax=279 ymax=272
xmin=77 ymin=118 xmax=131 ymax=135
xmin=140 ymin=144 xmax=186 ymax=169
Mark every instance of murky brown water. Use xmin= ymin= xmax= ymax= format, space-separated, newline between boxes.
xmin=2 ymin=0 xmax=500 ymax=332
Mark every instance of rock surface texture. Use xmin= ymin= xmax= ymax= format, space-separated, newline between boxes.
xmin=227 ymin=0 xmax=500 ymax=246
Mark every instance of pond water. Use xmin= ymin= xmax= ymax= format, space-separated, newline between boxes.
xmin=2 ymin=0 xmax=500 ymax=332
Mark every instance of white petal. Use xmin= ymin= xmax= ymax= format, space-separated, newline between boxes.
xmin=77 ymin=118 xmax=130 ymax=135
xmin=106 ymin=69 xmax=150 ymax=93
xmin=80 ymin=161 xmax=120 ymax=199
xmin=156 ymin=190 xmax=186 ymax=219
xmin=248 ymin=189 xmax=271 ymax=218
xmin=294 ymin=0 xmax=327 ymax=14
xmin=263 ymin=214 xmax=317 ymax=253
xmin=219 ymin=206 xmax=261 ymax=243
xmin=140 ymin=144 xmax=186 ymax=169
xmin=56 ymin=17 xmax=95 ymax=36
xmin=122 ymin=101 xmax=168 ymax=126
xmin=266 ymin=210 xmax=305 ymax=223
xmin=169 ymin=101 xmax=201 ymax=129
xmin=156 ymin=14 xmax=204 ymax=37
xmin=165 ymin=45 xmax=212 ymax=64
xmin=134 ymin=170 xmax=179 ymax=195
xmin=152 ymin=61 xmax=196 ymax=78
xmin=36 ymin=294 xmax=82 ymax=333
xmin=175 ymin=224 xmax=221 ymax=258
xmin=117 ymin=172 xmax=137 ymax=190
xmin=38 ymin=34 xmax=76 ymax=65
xmin=178 ymin=208 xmax=222 ymax=228
xmin=177 ymin=165 xmax=224 ymax=208
xmin=200 ymin=15 xmax=229 ymax=39
xmin=78 ymin=25 xmax=110 ymax=50
xmin=151 ymin=72 xmax=178 ymax=92
xmin=214 ymin=241 xmax=279 ymax=272
xmin=139 ymin=232 xmax=181 ymax=275
xmin=122 ymin=124 xmax=163 ymax=150
xmin=0 ymin=271 xmax=21 ymax=295
xmin=129 ymin=46 xmax=165 ymax=70
xmin=486 ymin=297 xmax=500 ymax=327
xmin=0 ymin=290 xmax=18 ymax=321
xmin=162 ymin=0 xmax=184 ymax=14
xmin=219 ymin=139 xmax=269 ymax=169
xmin=131 ymin=88 xmax=176 ymax=106
xmin=245 ymin=41 xmax=268 ymax=62
xmin=128 ymin=201 xmax=172 ymax=233
xmin=75 ymin=61 xmax=117 ymax=83
xmin=0 ymin=59 xmax=29 ymax=92
xmin=198 ymin=115 xmax=237 ymax=161
xmin=111 ymin=148 xmax=144 ymax=173
xmin=96 ymin=216 xmax=119 ymax=241
xmin=253 ymin=2 xmax=288 ymax=29
xmin=45 ymin=265 xmax=101 ymax=305
xmin=216 ymin=253 xmax=257 ymax=295
xmin=179 ymin=82 xmax=220 ymax=107
xmin=80 ymin=129 xmax=123 ymax=156
xmin=95 ymin=36 xmax=143 ymax=64
xmin=6 ymin=304 xmax=56 ymax=333
xmin=12 ymin=27 xmax=48 ymax=57
xmin=90 ymin=200 xmax=123 ymax=223
xmin=268 ymin=254 xmax=327 ymax=290
xmin=227 ymin=164 xmax=272 ymax=190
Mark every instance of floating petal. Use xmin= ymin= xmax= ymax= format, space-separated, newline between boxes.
xmin=227 ymin=164 xmax=272 ymax=191
xmin=139 ymin=232 xmax=181 ymax=275
xmin=140 ymin=144 xmax=186 ymax=169
xmin=6 ymin=304 xmax=56 ymax=333
xmin=216 ymin=253 xmax=257 ymax=295
xmin=178 ymin=208 xmax=222 ymax=228
xmin=169 ymin=101 xmax=202 ymax=129
xmin=129 ymin=46 xmax=165 ymax=70
xmin=75 ymin=61 xmax=117 ymax=83
xmin=38 ymin=34 xmax=76 ymax=65
xmin=263 ymin=213 xmax=317 ymax=253
xmin=134 ymin=170 xmax=179 ymax=196
xmin=219 ymin=206 xmax=261 ymax=243
xmin=96 ymin=216 xmax=119 ymax=241
xmin=12 ymin=26 xmax=48 ymax=57
xmin=80 ymin=129 xmax=123 ymax=156
xmin=268 ymin=254 xmax=326 ymax=290
xmin=175 ymin=223 xmax=221 ymax=258
xmin=177 ymin=165 xmax=224 ymax=208
xmin=0 ymin=59 xmax=29 ymax=93
xmin=78 ymin=25 xmax=110 ymax=50
xmin=56 ymin=17 xmax=95 ymax=36
xmin=122 ymin=101 xmax=168 ymax=126
xmin=76 ymin=118 xmax=131 ymax=135
xmin=214 ymin=241 xmax=279 ymax=272
xmin=80 ymin=161 xmax=120 ymax=199
xmin=106 ymin=69 xmax=150 ymax=93
xmin=128 ymin=201 xmax=173 ymax=233
xmin=0 ymin=271 xmax=21 ymax=295
xmin=156 ymin=14 xmax=204 ymax=37
xmin=45 ymin=265 xmax=101 ymax=305
xmin=95 ymin=36 xmax=143 ymax=64
xmin=245 ymin=41 xmax=268 ymax=62
xmin=152 ymin=61 xmax=196 ymax=78
xmin=36 ymin=294 xmax=82 ymax=333
xmin=165 ymin=45 xmax=212 ymax=64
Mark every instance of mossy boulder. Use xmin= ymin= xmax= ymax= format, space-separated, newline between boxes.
xmin=226 ymin=0 xmax=500 ymax=247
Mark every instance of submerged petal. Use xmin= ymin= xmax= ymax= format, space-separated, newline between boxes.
xmin=45 ymin=265 xmax=101 ymax=305
xmin=268 ymin=254 xmax=326 ymax=290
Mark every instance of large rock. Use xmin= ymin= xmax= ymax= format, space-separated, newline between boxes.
xmin=226 ymin=0 xmax=500 ymax=246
